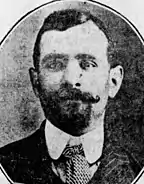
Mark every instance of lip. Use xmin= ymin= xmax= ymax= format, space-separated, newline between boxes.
xmin=60 ymin=99 xmax=81 ymax=102
xmin=60 ymin=99 xmax=91 ymax=104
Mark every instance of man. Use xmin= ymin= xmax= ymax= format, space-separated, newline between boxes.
xmin=0 ymin=8 xmax=142 ymax=184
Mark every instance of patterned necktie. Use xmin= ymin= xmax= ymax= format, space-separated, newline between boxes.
xmin=62 ymin=144 xmax=91 ymax=184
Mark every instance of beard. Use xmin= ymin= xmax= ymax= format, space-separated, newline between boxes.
xmin=38 ymin=82 xmax=100 ymax=135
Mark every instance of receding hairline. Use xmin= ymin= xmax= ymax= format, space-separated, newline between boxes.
xmin=33 ymin=9 xmax=110 ymax=70
xmin=40 ymin=20 xmax=109 ymax=50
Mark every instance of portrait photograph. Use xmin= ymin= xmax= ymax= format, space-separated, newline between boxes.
xmin=0 ymin=0 xmax=144 ymax=183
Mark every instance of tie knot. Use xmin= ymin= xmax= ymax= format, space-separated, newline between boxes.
xmin=62 ymin=144 xmax=84 ymax=158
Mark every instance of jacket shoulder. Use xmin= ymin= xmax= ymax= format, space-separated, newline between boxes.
xmin=0 ymin=129 xmax=40 ymax=159
xmin=0 ymin=129 xmax=43 ymax=182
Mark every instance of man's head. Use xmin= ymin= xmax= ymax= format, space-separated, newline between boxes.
xmin=29 ymin=9 xmax=123 ymax=136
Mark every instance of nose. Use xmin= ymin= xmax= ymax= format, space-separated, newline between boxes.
xmin=64 ymin=59 xmax=82 ymax=87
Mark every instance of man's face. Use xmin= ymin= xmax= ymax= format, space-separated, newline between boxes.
xmin=35 ymin=21 xmax=110 ymax=136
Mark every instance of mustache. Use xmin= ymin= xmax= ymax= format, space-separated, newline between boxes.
xmin=57 ymin=83 xmax=100 ymax=103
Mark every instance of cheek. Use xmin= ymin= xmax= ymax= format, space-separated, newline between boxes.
xmin=38 ymin=71 xmax=63 ymax=91
xmin=81 ymin=70 xmax=109 ymax=95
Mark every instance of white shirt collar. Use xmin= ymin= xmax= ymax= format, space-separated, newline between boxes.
xmin=45 ymin=119 xmax=104 ymax=164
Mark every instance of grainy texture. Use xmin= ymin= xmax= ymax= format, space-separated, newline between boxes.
xmin=0 ymin=0 xmax=144 ymax=174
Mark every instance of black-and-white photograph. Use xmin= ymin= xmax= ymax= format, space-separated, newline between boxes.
xmin=0 ymin=0 xmax=144 ymax=183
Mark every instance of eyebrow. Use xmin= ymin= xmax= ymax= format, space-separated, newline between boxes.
xmin=75 ymin=53 xmax=96 ymax=60
xmin=41 ymin=53 xmax=97 ymax=65
xmin=41 ymin=53 xmax=69 ymax=64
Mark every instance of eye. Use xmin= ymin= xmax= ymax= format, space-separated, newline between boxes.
xmin=45 ymin=59 xmax=66 ymax=72
xmin=80 ymin=60 xmax=97 ymax=70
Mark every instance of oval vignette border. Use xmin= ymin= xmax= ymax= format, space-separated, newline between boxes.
xmin=0 ymin=1 xmax=144 ymax=184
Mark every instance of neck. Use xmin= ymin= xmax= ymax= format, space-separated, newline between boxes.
xmin=82 ymin=110 xmax=105 ymax=135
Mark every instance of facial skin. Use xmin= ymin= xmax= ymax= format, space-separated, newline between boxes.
xmin=30 ymin=20 xmax=123 ymax=136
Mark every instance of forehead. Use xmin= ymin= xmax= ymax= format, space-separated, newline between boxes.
xmin=40 ymin=20 xmax=108 ymax=60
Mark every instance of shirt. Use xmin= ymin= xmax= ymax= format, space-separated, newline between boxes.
xmin=45 ymin=119 xmax=104 ymax=182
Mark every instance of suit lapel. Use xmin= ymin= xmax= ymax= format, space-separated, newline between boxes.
xmin=22 ymin=120 xmax=64 ymax=184
xmin=13 ymin=120 xmax=63 ymax=184
xmin=88 ymin=143 xmax=137 ymax=184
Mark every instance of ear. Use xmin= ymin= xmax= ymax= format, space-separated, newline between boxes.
xmin=108 ymin=65 xmax=124 ymax=98
xmin=29 ymin=67 xmax=39 ymax=98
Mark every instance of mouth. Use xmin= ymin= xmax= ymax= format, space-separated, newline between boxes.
xmin=59 ymin=98 xmax=91 ymax=104
xmin=59 ymin=96 xmax=99 ymax=104
xmin=59 ymin=99 xmax=83 ymax=104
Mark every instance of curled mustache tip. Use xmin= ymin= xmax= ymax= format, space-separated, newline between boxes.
xmin=95 ymin=95 xmax=100 ymax=103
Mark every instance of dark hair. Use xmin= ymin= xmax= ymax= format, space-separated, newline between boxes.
xmin=33 ymin=9 xmax=111 ymax=70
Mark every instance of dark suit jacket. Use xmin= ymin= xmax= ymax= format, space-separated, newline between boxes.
xmin=0 ymin=120 xmax=141 ymax=184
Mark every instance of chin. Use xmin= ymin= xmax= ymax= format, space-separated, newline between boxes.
xmin=57 ymin=120 xmax=90 ymax=136
xmin=45 ymin=102 xmax=91 ymax=135
xmin=43 ymin=98 xmax=94 ymax=135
